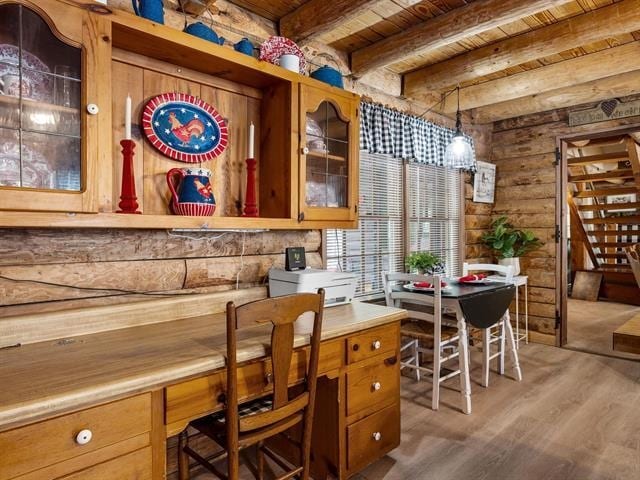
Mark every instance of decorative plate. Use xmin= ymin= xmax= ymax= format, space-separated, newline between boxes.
xmin=141 ymin=93 xmax=228 ymax=163
xmin=0 ymin=44 xmax=52 ymax=102
xmin=259 ymin=36 xmax=307 ymax=74
xmin=403 ymin=283 xmax=450 ymax=292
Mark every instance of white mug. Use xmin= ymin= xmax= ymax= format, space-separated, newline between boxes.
xmin=279 ymin=54 xmax=300 ymax=73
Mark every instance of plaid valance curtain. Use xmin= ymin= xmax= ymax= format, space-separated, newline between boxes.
xmin=359 ymin=101 xmax=476 ymax=171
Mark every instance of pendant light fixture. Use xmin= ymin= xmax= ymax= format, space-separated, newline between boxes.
xmin=444 ymin=86 xmax=475 ymax=169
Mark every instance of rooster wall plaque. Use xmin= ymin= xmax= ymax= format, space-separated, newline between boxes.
xmin=141 ymin=93 xmax=228 ymax=163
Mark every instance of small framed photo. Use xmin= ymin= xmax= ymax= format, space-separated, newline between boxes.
xmin=473 ymin=161 xmax=496 ymax=204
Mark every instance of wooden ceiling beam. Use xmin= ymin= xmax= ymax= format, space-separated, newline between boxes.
xmin=404 ymin=0 xmax=640 ymax=93
xmin=279 ymin=0 xmax=385 ymax=43
xmin=435 ymin=41 xmax=640 ymax=116
xmin=350 ymin=0 xmax=570 ymax=77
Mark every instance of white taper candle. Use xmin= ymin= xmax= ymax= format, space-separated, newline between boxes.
xmin=248 ymin=122 xmax=255 ymax=159
xmin=125 ymin=94 xmax=132 ymax=140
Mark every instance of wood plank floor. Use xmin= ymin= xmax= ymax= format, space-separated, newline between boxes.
xmin=566 ymin=298 xmax=640 ymax=360
xmin=192 ymin=344 xmax=640 ymax=480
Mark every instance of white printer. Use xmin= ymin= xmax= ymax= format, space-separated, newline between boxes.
xmin=268 ymin=268 xmax=357 ymax=307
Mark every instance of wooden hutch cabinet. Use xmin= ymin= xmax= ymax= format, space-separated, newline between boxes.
xmin=0 ymin=0 xmax=360 ymax=229
xmin=299 ymin=84 xmax=359 ymax=223
xmin=0 ymin=0 xmax=110 ymax=213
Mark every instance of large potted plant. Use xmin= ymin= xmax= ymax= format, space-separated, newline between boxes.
xmin=405 ymin=251 xmax=445 ymax=275
xmin=481 ymin=216 xmax=542 ymax=275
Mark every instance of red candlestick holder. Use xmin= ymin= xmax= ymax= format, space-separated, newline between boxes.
xmin=116 ymin=139 xmax=141 ymax=214
xmin=242 ymin=157 xmax=258 ymax=217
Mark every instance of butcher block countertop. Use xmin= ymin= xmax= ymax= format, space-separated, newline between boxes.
xmin=0 ymin=296 xmax=406 ymax=433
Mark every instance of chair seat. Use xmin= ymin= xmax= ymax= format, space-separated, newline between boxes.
xmin=203 ymin=396 xmax=274 ymax=426
xmin=401 ymin=320 xmax=458 ymax=348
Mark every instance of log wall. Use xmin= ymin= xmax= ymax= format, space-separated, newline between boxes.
xmin=488 ymin=94 xmax=640 ymax=345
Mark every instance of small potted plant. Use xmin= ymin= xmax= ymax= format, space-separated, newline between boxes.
xmin=405 ymin=251 xmax=445 ymax=275
xmin=481 ymin=216 xmax=542 ymax=275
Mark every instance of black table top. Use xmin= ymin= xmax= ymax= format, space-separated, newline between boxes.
xmin=396 ymin=279 xmax=514 ymax=300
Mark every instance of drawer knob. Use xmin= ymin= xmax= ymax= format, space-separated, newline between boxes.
xmin=372 ymin=381 xmax=381 ymax=391
xmin=372 ymin=432 xmax=382 ymax=441
xmin=372 ymin=340 xmax=381 ymax=350
xmin=352 ymin=344 xmax=360 ymax=352
xmin=75 ymin=429 xmax=93 ymax=445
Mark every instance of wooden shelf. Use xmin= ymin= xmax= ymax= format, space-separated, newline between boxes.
xmin=0 ymin=94 xmax=79 ymax=115
xmin=307 ymin=150 xmax=347 ymax=162
xmin=0 ymin=211 xmax=359 ymax=230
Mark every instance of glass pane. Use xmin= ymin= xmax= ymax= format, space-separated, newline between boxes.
xmin=23 ymin=131 xmax=80 ymax=190
xmin=0 ymin=127 xmax=21 ymax=187
xmin=305 ymin=100 xmax=350 ymax=209
xmin=0 ymin=4 xmax=83 ymax=192
xmin=326 ymin=103 xmax=347 ymax=141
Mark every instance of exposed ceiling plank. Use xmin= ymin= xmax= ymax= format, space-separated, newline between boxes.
xmin=280 ymin=0 xmax=386 ymax=43
xmin=471 ymin=69 xmax=640 ymax=124
xmin=404 ymin=0 xmax=640 ymax=93
xmin=317 ymin=0 xmax=424 ymax=45
xmin=350 ymin=0 xmax=571 ymax=76
xmin=436 ymin=41 xmax=640 ymax=114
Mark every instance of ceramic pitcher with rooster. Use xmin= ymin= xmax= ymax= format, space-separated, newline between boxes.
xmin=166 ymin=167 xmax=215 ymax=216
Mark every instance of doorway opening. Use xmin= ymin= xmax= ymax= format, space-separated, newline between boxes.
xmin=558 ymin=126 xmax=640 ymax=360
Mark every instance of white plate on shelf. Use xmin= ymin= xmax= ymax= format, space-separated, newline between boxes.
xmin=0 ymin=44 xmax=53 ymax=102
xmin=403 ymin=282 xmax=451 ymax=292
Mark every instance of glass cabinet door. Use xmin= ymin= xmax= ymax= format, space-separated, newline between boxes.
xmin=300 ymin=86 xmax=358 ymax=222
xmin=0 ymin=3 xmax=81 ymax=192
xmin=305 ymin=101 xmax=349 ymax=209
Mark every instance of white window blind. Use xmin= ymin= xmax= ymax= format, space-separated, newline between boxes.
xmin=325 ymin=152 xmax=404 ymax=297
xmin=407 ymin=163 xmax=462 ymax=277
xmin=326 ymin=154 xmax=463 ymax=298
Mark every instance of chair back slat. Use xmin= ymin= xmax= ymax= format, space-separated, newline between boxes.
xmin=463 ymin=262 xmax=514 ymax=283
xmin=270 ymin=321 xmax=294 ymax=407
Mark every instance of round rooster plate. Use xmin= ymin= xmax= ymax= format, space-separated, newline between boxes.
xmin=141 ymin=93 xmax=228 ymax=163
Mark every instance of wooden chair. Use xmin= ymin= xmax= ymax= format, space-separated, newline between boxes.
xmin=462 ymin=262 xmax=514 ymax=387
xmin=178 ymin=290 xmax=325 ymax=480
xmin=382 ymin=272 xmax=470 ymax=412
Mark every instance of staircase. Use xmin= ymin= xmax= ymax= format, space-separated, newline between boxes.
xmin=567 ymin=134 xmax=640 ymax=304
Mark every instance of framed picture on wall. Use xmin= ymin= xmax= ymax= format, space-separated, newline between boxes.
xmin=473 ymin=161 xmax=496 ymax=204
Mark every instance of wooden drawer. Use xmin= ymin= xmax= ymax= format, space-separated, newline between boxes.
xmin=346 ymin=324 xmax=398 ymax=364
xmin=58 ymin=447 xmax=152 ymax=479
xmin=0 ymin=394 xmax=151 ymax=480
xmin=347 ymin=402 xmax=400 ymax=472
xmin=346 ymin=353 xmax=399 ymax=417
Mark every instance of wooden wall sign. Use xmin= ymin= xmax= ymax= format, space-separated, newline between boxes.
xmin=569 ymin=98 xmax=640 ymax=127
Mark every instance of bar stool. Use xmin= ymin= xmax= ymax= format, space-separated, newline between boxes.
xmin=178 ymin=290 xmax=325 ymax=480
xmin=462 ymin=263 xmax=513 ymax=387
xmin=382 ymin=272 xmax=470 ymax=413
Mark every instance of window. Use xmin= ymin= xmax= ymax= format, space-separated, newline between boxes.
xmin=325 ymin=152 xmax=463 ymax=298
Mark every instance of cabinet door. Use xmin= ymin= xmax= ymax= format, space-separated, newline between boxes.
xmin=299 ymin=85 xmax=358 ymax=223
xmin=0 ymin=0 xmax=110 ymax=213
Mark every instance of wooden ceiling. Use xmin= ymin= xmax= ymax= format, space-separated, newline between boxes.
xmin=227 ymin=0 xmax=640 ymax=123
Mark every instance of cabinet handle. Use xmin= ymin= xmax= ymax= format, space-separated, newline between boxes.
xmin=86 ymin=104 xmax=99 ymax=115
xmin=384 ymin=356 xmax=398 ymax=366
xmin=301 ymin=146 xmax=309 ymax=155
xmin=75 ymin=429 xmax=93 ymax=445
xmin=372 ymin=381 xmax=381 ymax=391
xmin=372 ymin=340 xmax=381 ymax=350
xmin=372 ymin=432 xmax=382 ymax=441
xmin=352 ymin=343 xmax=359 ymax=352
